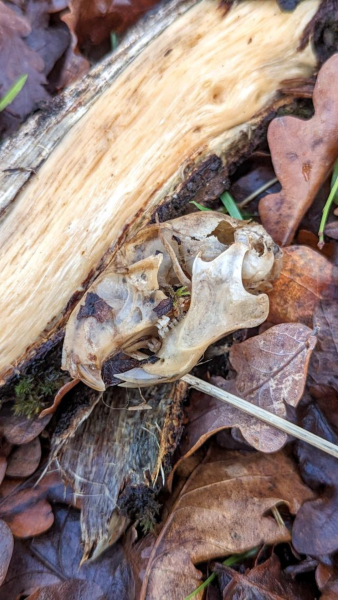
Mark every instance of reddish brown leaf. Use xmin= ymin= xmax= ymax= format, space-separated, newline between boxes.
xmin=0 ymin=519 xmax=13 ymax=586
xmin=4 ymin=498 xmax=54 ymax=538
xmin=216 ymin=553 xmax=314 ymax=600
xmin=259 ymin=54 xmax=338 ymax=246
xmin=62 ymin=0 xmax=160 ymax=48
xmin=6 ymin=437 xmax=41 ymax=478
xmin=0 ymin=468 xmax=80 ymax=539
xmin=140 ymin=446 xmax=313 ymax=600
xmin=0 ymin=506 xmax=133 ymax=600
xmin=0 ymin=406 xmax=51 ymax=444
xmin=316 ymin=563 xmax=338 ymax=600
xmin=179 ymin=323 xmax=315 ymax=456
xmin=268 ymin=246 xmax=338 ymax=326
xmin=0 ymin=1 xmax=50 ymax=135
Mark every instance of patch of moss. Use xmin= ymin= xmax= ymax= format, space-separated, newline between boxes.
xmin=13 ymin=369 xmax=65 ymax=419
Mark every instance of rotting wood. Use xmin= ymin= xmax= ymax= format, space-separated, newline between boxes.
xmin=51 ymin=380 xmax=186 ymax=561
xmin=0 ymin=0 xmax=322 ymax=385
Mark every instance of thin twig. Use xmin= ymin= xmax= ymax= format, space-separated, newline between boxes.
xmin=237 ymin=177 xmax=278 ymax=208
xmin=182 ymin=374 xmax=338 ymax=459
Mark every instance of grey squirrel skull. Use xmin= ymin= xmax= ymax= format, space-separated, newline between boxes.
xmin=62 ymin=212 xmax=281 ymax=390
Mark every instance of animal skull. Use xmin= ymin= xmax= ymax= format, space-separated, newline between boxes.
xmin=62 ymin=212 xmax=281 ymax=390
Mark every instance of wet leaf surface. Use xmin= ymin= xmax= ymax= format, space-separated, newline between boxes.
xmin=179 ymin=324 xmax=315 ymax=456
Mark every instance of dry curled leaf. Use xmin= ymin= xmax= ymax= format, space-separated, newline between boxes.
xmin=268 ymin=246 xmax=338 ymax=326
xmin=140 ymin=445 xmax=313 ymax=600
xmin=0 ymin=506 xmax=133 ymax=600
xmin=179 ymin=323 xmax=315 ymax=456
xmin=259 ymin=53 xmax=338 ymax=246
xmin=216 ymin=553 xmax=314 ymax=600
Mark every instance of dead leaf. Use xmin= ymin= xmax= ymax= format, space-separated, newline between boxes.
xmin=6 ymin=437 xmax=41 ymax=478
xmin=0 ymin=1 xmax=50 ymax=136
xmin=0 ymin=468 xmax=79 ymax=539
xmin=292 ymin=402 xmax=338 ymax=557
xmin=62 ymin=0 xmax=160 ymax=49
xmin=26 ymin=580 xmax=105 ymax=600
xmin=0 ymin=406 xmax=51 ymax=444
xmin=308 ymin=300 xmax=338 ymax=392
xmin=259 ymin=54 xmax=338 ymax=246
xmin=268 ymin=246 xmax=338 ymax=326
xmin=0 ymin=519 xmax=13 ymax=586
xmin=216 ymin=553 xmax=314 ymax=599
xmin=0 ymin=456 xmax=6 ymax=486
xmin=179 ymin=323 xmax=315 ymax=456
xmin=0 ymin=506 xmax=134 ymax=600
xmin=316 ymin=563 xmax=338 ymax=600
xmin=140 ymin=445 xmax=313 ymax=600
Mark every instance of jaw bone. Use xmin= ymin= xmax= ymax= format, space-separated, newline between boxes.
xmin=62 ymin=212 xmax=280 ymax=390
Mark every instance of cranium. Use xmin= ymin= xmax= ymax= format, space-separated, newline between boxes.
xmin=62 ymin=212 xmax=281 ymax=390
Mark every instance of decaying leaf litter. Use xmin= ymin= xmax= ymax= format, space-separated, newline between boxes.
xmin=2 ymin=1 xmax=338 ymax=599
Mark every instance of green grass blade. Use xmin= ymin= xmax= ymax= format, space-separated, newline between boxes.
xmin=184 ymin=546 xmax=259 ymax=600
xmin=190 ymin=201 xmax=212 ymax=211
xmin=220 ymin=191 xmax=243 ymax=220
xmin=0 ymin=74 xmax=28 ymax=112
xmin=331 ymin=159 xmax=338 ymax=206
xmin=318 ymin=171 xmax=338 ymax=248
xmin=110 ymin=33 xmax=119 ymax=51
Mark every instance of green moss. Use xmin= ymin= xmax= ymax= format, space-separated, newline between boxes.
xmin=13 ymin=370 xmax=66 ymax=419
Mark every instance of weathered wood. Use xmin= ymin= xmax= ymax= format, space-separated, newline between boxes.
xmin=0 ymin=0 xmax=321 ymax=385
xmin=52 ymin=380 xmax=186 ymax=560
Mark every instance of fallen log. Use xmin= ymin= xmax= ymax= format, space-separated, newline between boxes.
xmin=0 ymin=0 xmax=325 ymax=384
xmin=0 ymin=0 xmax=336 ymax=562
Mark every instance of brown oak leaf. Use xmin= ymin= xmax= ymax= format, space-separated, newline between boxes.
xmin=268 ymin=246 xmax=338 ymax=326
xmin=179 ymin=323 xmax=316 ymax=456
xmin=259 ymin=53 xmax=338 ymax=246
xmin=140 ymin=445 xmax=313 ymax=600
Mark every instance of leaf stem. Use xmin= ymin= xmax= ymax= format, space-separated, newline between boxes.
xmin=318 ymin=172 xmax=338 ymax=249
xmin=184 ymin=547 xmax=259 ymax=600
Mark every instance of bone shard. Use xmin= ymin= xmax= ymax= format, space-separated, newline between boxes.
xmin=62 ymin=212 xmax=281 ymax=389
